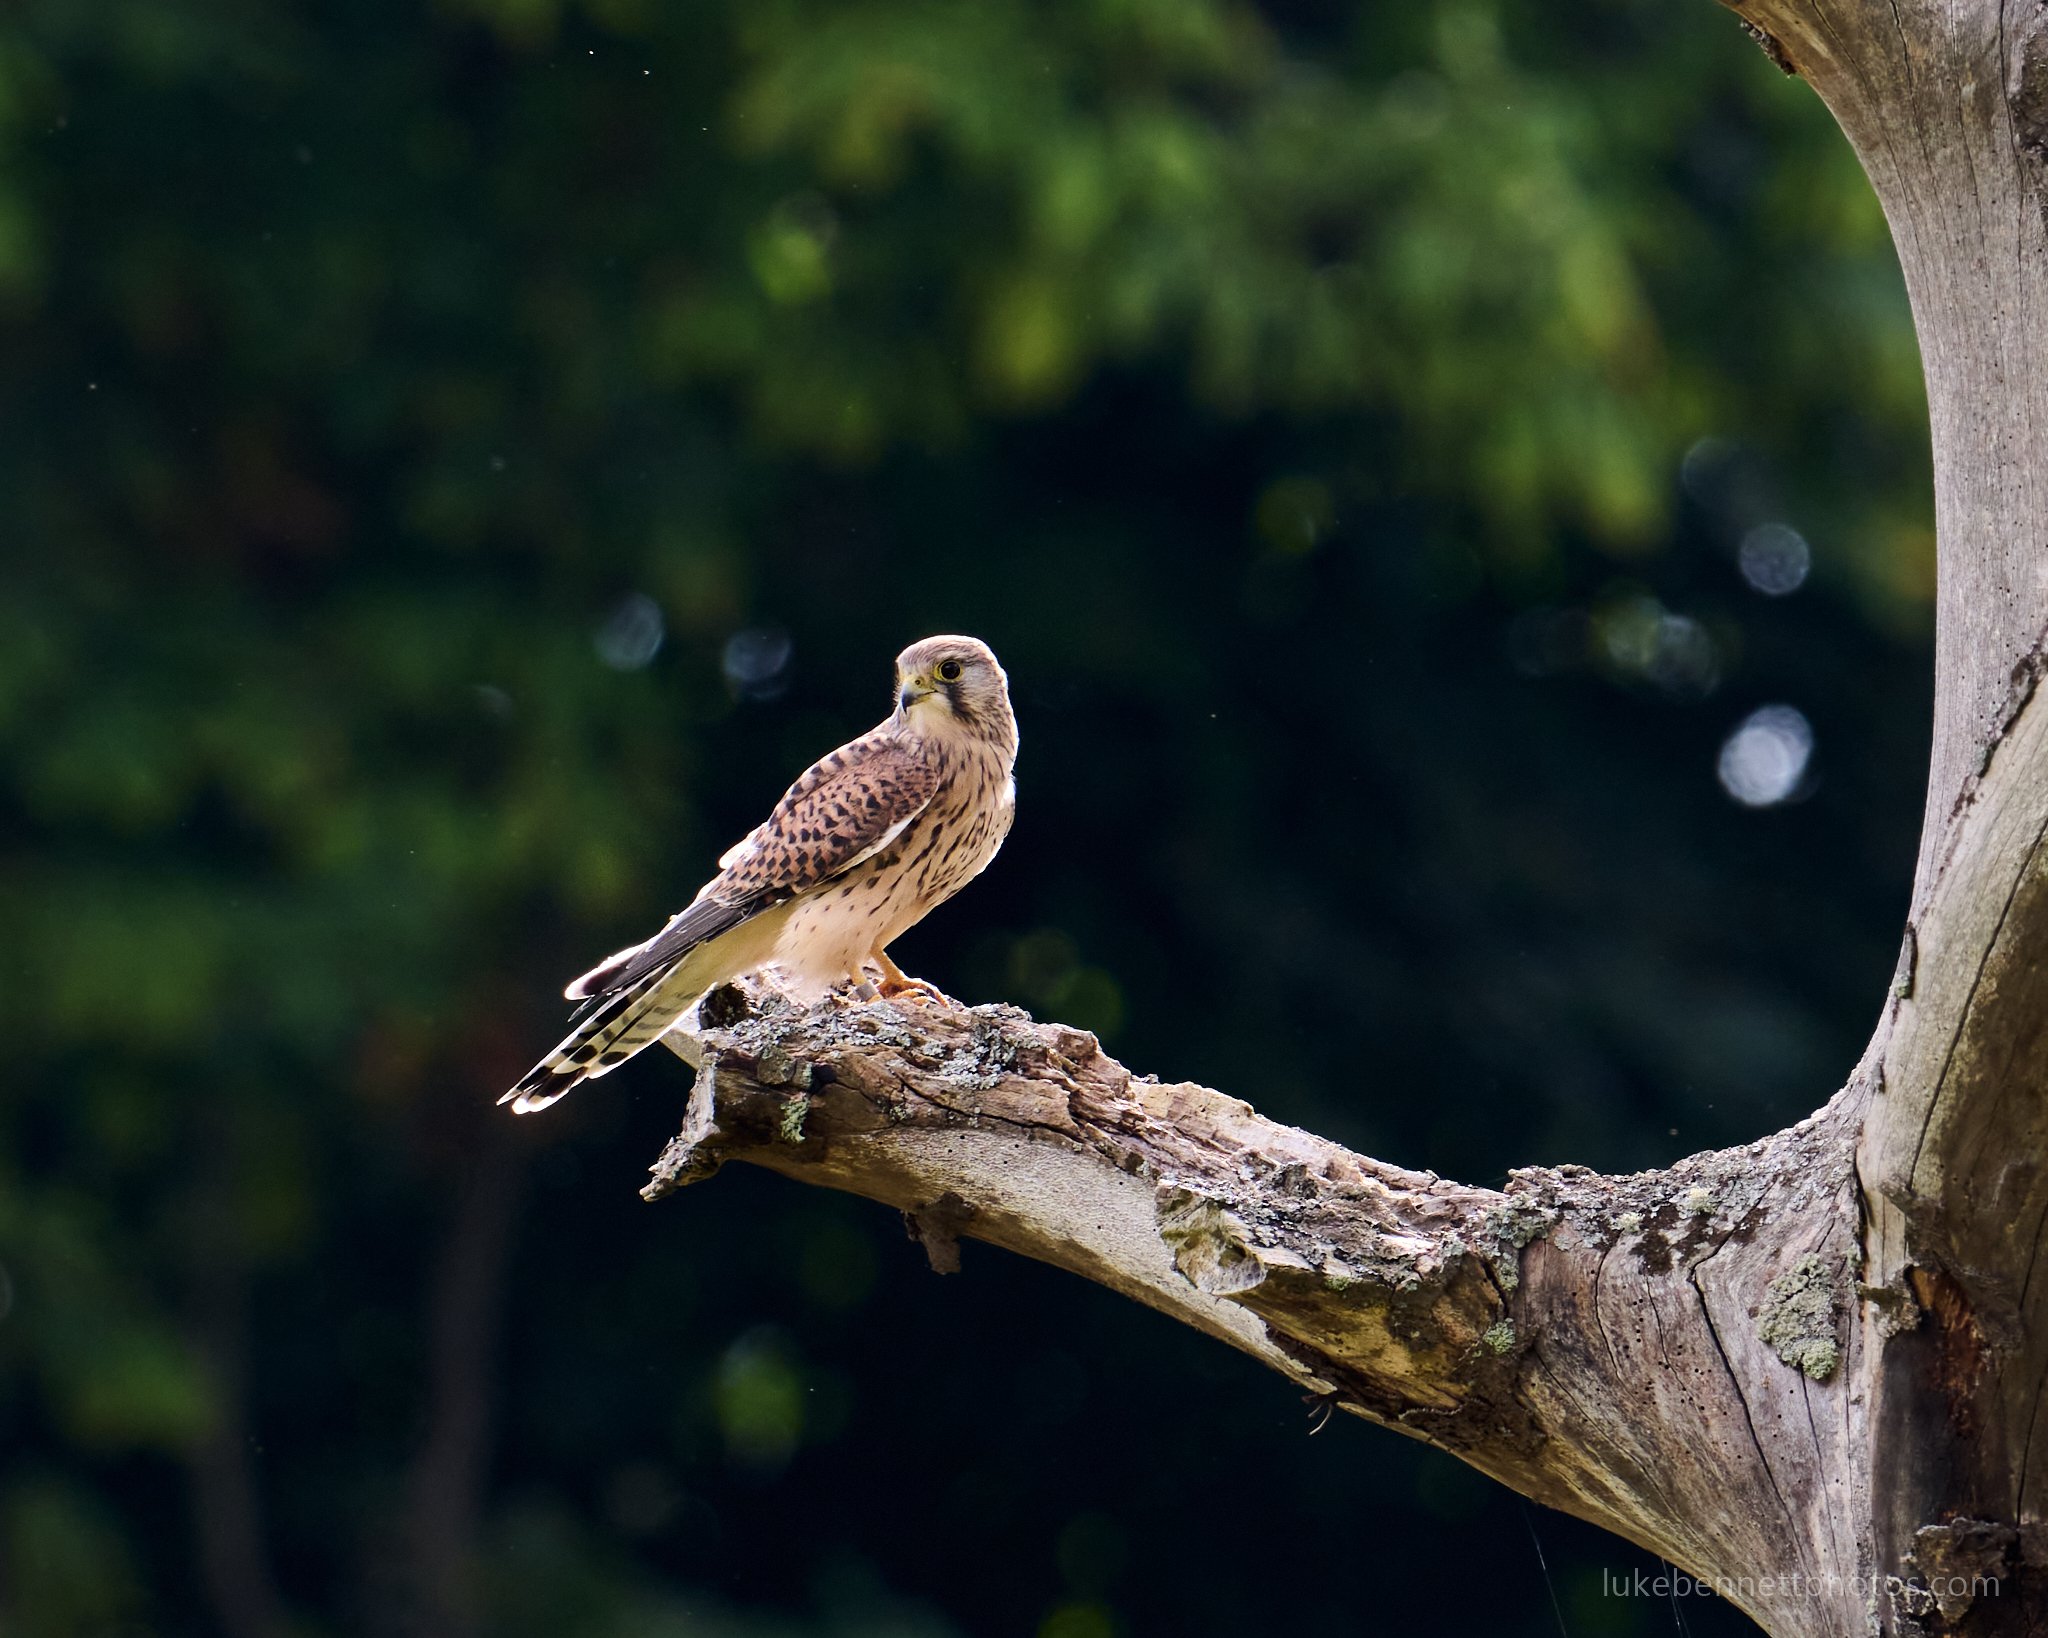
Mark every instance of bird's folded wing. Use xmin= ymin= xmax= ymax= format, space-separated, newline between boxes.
xmin=564 ymin=731 xmax=939 ymax=1001
xmin=563 ymin=896 xmax=749 ymax=1009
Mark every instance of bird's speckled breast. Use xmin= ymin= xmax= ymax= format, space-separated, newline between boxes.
xmin=770 ymin=735 xmax=1015 ymax=995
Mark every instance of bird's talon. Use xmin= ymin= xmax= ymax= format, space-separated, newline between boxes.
xmin=876 ymin=977 xmax=954 ymax=1006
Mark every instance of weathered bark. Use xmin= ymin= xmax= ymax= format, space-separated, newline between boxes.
xmin=636 ymin=0 xmax=2048 ymax=1631
xmin=1728 ymin=0 xmax=2048 ymax=1624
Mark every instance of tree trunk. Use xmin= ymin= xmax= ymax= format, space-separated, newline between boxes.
xmin=635 ymin=1 xmax=2048 ymax=1630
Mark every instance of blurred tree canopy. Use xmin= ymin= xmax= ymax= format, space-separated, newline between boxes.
xmin=0 ymin=0 xmax=1931 ymax=1635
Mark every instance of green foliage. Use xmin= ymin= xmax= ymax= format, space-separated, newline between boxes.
xmin=713 ymin=1331 xmax=807 ymax=1471
xmin=2 ymin=1477 xmax=146 ymax=1638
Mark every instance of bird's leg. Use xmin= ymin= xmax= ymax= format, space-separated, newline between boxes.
xmin=869 ymin=947 xmax=957 ymax=1007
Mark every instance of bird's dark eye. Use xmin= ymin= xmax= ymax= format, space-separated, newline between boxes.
xmin=936 ymin=659 xmax=963 ymax=682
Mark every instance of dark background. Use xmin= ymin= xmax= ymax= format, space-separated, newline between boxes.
xmin=0 ymin=1 xmax=1934 ymax=1634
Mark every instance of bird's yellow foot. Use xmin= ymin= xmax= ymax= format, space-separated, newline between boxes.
xmin=876 ymin=974 xmax=957 ymax=1006
xmin=869 ymin=949 xmax=959 ymax=1007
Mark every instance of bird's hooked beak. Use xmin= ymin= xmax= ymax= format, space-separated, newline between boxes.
xmin=898 ymin=674 xmax=937 ymax=713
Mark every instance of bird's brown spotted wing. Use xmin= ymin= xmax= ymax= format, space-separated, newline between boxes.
xmin=718 ymin=728 xmax=939 ymax=897
xmin=563 ymin=728 xmax=938 ymax=1001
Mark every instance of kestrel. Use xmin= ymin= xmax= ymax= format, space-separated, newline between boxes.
xmin=502 ymin=635 xmax=1019 ymax=1113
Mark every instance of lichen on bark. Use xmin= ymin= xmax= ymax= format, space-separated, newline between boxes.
xmin=1756 ymin=1252 xmax=1843 ymax=1381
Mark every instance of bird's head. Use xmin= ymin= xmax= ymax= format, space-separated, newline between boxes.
xmin=894 ymin=635 xmax=1014 ymax=747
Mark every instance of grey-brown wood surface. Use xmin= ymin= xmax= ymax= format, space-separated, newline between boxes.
xmin=648 ymin=1 xmax=2048 ymax=1630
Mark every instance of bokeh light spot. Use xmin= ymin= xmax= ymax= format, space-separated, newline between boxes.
xmin=1717 ymin=705 xmax=1814 ymax=807
xmin=1593 ymin=593 xmax=1720 ymax=697
xmin=723 ymin=627 xmax=793 ymax=701
xmin=594 ymin=593 xmax=665 ymax=671
xmin=1738 ymin=523 xmax=1812 ymax=596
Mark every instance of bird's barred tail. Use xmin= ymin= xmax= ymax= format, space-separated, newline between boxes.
xmin=503 ymin=899 xmax=793 ymax=1114
xmin=500 ymin=966 xmax=697 ymax=1114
